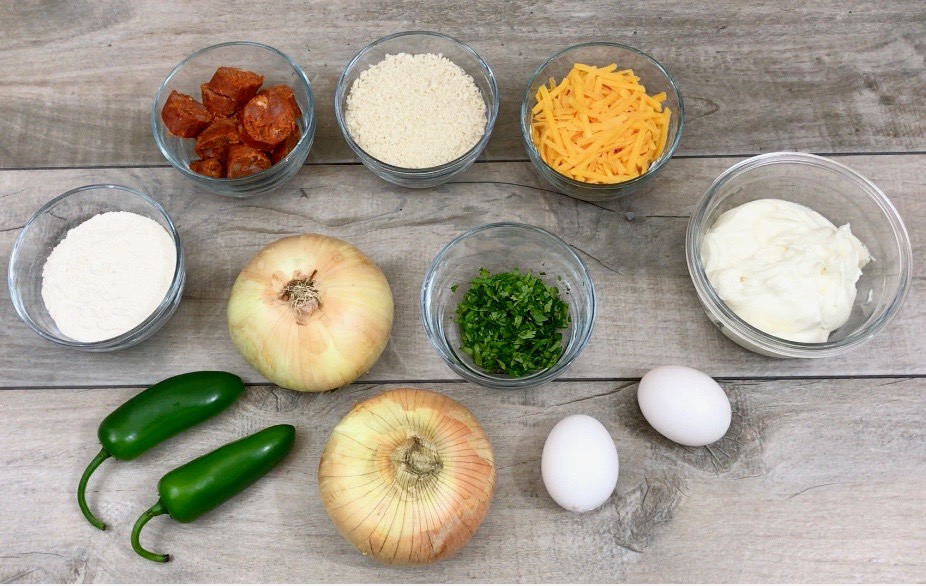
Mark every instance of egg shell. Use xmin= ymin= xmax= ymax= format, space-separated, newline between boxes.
xmin=637 ymin=365 xmax=731 ymax=447
xmin=541 ymin=414 xmax=619 ymax=513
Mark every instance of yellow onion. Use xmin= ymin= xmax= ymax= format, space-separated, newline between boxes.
xmin=319 ymin=388 xmax=496 ymax=565
xmin=227 ymin=234 xmax=393 ymax=392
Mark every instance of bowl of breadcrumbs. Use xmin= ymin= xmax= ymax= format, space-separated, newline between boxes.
xmin=335 ymin=31 xmax=499 ymax=188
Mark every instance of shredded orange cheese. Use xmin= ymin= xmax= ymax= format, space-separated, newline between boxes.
xmin=531 ymin=63 xmax=672 ymax=184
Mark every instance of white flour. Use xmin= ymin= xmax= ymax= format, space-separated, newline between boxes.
xmin=41 ymin=211 xmax=177 ymax=343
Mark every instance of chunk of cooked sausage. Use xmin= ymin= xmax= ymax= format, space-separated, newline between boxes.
xmin=239 ymin=91 xmax=296 ymax=149
xmin=161 ymin=90 xmax=212 ymax=138
xmin=271 ymin=127 xmax=301 ymax=164
xmin=194 ymin=118 xmax=241 ymax=160
xmin=205 ymin=67 xmax=264 ymax=106
xmin=260 ymin=85 xmax=302 ymax=119
xmin=237 ymin=123 xmax=275 ymax=150
xmin=201 ymin=83 xmax=238 ymax=118
xmin=189 ymin=158 xmax=224 ymax=178
xmin=226 ymin=144 xmax=271 ymax=178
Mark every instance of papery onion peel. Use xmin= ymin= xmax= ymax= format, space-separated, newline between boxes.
xmin=227 ymin=234 xmax=394 ymax=392
xmin=318 ymin=388 xmax=496 ymax=565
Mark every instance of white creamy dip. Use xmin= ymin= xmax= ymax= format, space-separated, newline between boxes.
xmin=701 ymin=199 xmax=871 ymax=343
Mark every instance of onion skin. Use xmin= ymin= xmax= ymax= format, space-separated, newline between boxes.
xmin=227 ymin=234 xmax=394 ymax=392
xmin=319 ymin=388 xmax=496 ymax=565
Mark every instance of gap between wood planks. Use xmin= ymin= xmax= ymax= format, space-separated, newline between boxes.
xmin=2 ymin=150 xmax=926 ymax=172
xmin=2 ymin=373 xmax=923 ymax=392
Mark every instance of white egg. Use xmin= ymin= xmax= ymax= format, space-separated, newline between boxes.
xmin=637 ymin=365 xmax=731 ymax=447
xmin=541 ymin=414 xmax=619 ymax=512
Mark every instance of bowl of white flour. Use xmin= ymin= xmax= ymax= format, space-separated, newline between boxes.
xmin=8 ymin=184 xmax=185 ymax=351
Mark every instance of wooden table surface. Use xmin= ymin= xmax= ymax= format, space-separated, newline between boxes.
xmin=2 ymin=1 xmax=925 ymax=582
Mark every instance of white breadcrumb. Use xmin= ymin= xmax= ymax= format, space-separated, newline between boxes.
xmin=345 ymin=52 xmax=487 ymax=168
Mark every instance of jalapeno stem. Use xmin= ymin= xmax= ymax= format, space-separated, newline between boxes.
xmin=131 ymin=501 xmax=170 ymax=562
xmin=77 ymin=448 xmax=112 ymax=530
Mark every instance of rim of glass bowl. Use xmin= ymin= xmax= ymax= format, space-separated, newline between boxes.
xmin=520 ymin=41 xmax=685 ymax=193
xmin=421 ymin=221 xmax=597 ymax=388
xmin=685 ymin=152 xmax=913 ymax=358
xmin=151 ymin=41 xmax=316 ymax=184
xmin=8 ymin=184 xmax=185 ymax=350
xmin=334 ymin=30 xmax=500 ymax=176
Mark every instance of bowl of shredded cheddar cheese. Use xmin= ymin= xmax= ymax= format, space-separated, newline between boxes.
xmin=520 ymin=42 xmax=684 ymax=201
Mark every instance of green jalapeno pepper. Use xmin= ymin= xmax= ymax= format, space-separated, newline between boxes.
xmin=131 ymin=423 xmax=296 ymax=562
xmin=78 ymin=371 xmax=245 ymax=530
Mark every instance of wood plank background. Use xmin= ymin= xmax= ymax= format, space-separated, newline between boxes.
xmin=2 ymin=379 xmax=924 ymax=583
xmin=0 ymin=0 xmax=924 ymax=168
xmin=2 ymin=158 xmax=924 ymax=387
xmin=2 ymin=0 xmax=925 ymax=582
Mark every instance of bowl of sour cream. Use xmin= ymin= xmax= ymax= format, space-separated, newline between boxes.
xmin=685 ymin=152 xmax=912 ymax=358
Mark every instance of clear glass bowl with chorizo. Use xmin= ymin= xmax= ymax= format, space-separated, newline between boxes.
xmin=153 ymin=42 xmax=316 ymax=198
xmin=335 ymin=31 xmax=499 ymax=188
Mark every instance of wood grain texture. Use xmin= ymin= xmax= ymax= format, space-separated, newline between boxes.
xmin=3 ymin=2 xmax=925 ymax=582
xmin=1 ymin=157 xmax=924 ymax=387
xmin=0 ymin=378 xmax=923 ymax=582
xmin=1 ymin=0 xmax=924 ymax=168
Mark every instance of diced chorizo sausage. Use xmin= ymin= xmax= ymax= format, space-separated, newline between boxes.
xmin=161 ymin=90 xmax=212 ymax=138
xmin=194 ymin=118 xmax=241 ymax=160
xmin=205 ymin=67 xmax=264 ymax=107
xmin=239 ymin=91 xmax=296 ymax=149
xmin=260 ymin=85 xmax=302 ymax=119
xmin=201 ymin=83 xmax=238 ymax=119
xmin=189 ymin=158 xmax=224 ymax=178
xmin=237 ymin=123 xmax=275 ymax=150
xmin=226 ymin=144 xmax=271 ymax=178
xmin=271 ymin=127 xmax=301 ymax=164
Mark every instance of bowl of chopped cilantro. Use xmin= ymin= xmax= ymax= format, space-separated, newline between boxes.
xmin=421 ymin=222 xmax=596 ymax=388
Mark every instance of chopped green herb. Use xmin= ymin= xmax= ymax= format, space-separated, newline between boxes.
xmin=452 ymin=268 xmax=570 ymax=377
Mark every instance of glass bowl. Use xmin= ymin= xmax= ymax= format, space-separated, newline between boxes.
xmin=686 ymin=152 xmax=912 ymax=358
xmin=8 ymin=184 xmax=186 ymax=351
xmin=152 ymin=41 xmax=316 ymax=198
xmin=421 ymin=222 xmax=596 ymax=388
xmin=520 ymin=42 xmax=684 ymax=202
xmin=335 ymin=31 xmax=499 ymax=188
